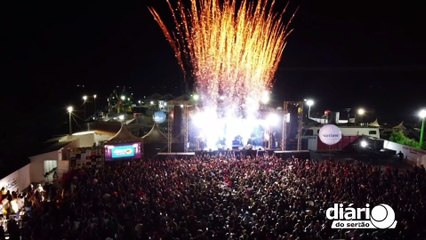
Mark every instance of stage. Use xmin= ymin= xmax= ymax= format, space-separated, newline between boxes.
xmin=156 ymin=149 xmax=310 ymax=159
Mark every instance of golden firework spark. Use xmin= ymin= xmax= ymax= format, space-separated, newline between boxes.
xmin=149 ymin=0 xmax=295 ymax=114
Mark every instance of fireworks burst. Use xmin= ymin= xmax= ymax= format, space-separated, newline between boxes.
xmin=149 ymin=0 xmax=295 ymax=149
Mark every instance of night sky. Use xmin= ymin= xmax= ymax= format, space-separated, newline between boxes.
xmin=1 ymin=1 xmax=426 ymax=167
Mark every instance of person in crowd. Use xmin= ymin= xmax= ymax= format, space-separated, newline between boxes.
xmin=397 ymin=151 xmax=404 ymax=162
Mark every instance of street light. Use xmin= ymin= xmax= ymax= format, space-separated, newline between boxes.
xmin=82 ymin=95 xmax=88 ymax=119
xmin=419 ymin=109 xmax=426 ymax=148
xmin=67 ymin=106 xmax=73 ymax=135
xmin=93 ymin=94 xmax=97 ymax=113
xmin=357 ymin=108 xmax=366 ymax=126
xmin=118 ymin=114 xmax=125 ymax=126
xmin=305 ymin=99 xmax=314 ymax=118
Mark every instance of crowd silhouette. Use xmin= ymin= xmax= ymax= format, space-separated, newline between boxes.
xmin=2 ymin=155 xmax=425 ymax=239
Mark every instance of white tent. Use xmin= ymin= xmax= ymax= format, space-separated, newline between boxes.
xmin=368 ymin=119 xmax=381 ymax=128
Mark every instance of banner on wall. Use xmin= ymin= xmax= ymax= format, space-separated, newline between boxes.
xmin=0 ymin=164 xmax=30 ymax=192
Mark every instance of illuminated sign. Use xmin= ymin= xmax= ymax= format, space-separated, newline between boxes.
xmin=111 ymin=145 xmax=135 ymax=158
xmin=105 ymin=143 xmax=142 ymax=161
xmin=319 ymin=124 xmax=342 ymax=145
xmin=153 ymin=111 xmax=167 ymax=124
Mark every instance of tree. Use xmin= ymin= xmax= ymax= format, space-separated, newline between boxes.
xmin=390 ymin=130 xmax=420 ymax=149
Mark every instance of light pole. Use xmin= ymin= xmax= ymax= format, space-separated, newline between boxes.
xmin=93 ymin=94 xmax=97 ymax=114
xmin=119 ymin=114 xmax=125 ymax=126
xmin=67 ymin=106 xmax=73 ymax=135
xmin=419 ymin=109 xmax=426 ymax=148
xmin=357 ymin=108 xmax=365 ymax=126
xmin=82 ymin=95 xmax=88 ymax=120
xmin=305 ymin=99 xmax=314 ymax=118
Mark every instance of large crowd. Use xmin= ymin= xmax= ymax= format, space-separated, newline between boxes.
xmin=1 ymin=155 xmax=425 ymax=239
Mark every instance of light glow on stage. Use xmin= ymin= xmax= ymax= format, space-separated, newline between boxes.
xmin=191 ymin=107 xmax=260 ymax=150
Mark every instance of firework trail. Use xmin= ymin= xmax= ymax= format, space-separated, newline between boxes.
xmin=149 ymin=0 xmax=294 ymax=112
xmin=149 ymin=0 xmax=295 ymax=149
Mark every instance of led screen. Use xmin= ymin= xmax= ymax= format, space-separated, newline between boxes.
xmin=104 ymin=142 xmax=142 ymax=161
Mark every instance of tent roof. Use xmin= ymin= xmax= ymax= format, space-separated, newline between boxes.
xmin=106 ymin=124 xmax=141 ymax=144
xmin=142 ymin=124 xmax=168 ymax=143
xmin=368 ymin=119 xmax=381 ymax=127
xmin=392 ymin=121 xmax=407 ymax=130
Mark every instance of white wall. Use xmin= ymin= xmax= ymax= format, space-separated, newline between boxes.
xmin=24 ymin=131 xmax=115 ymax=185
xmin=57 ymin=160 xmax=69 ymax=179
xmin=1 ymin=132 xmax=114 ymax=188
xmin=76 ymin=133 xmax=96 ymax=148
xmin=307 ymin=137 xmax=318 ymax=151
xmin=29 ymin=150 xmax=59 ymax=183
xmin=59 ymin=131 xmax=115 ymax=148
xmin=310 ymin=126 xmax=380 ymax=139
xmin=383 ymin=140 xmax=426 ymax=166
xmin=0 ymin=164 xmax=30 ymax=192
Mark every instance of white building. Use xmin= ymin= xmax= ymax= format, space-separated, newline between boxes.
xmin=304 ymin=125 xmax=380 ymax=151
xmin=28 ymin=130 xmax=115 ymax=184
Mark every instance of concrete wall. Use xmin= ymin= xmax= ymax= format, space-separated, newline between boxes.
xmin=59 ymin=131 xmax=116 ymax=148
xmin=57 ymin=160 xmax=69 ymax=180
xmin=29 ymin=150 xmax=59 ymax=183
xmin=310 ymin=126 xmax=380 ymax=139
xmin=383 ymin=140 xmax=426 ymax=166
xmin=76 ymin=133 xmax=96 ymax=148
xmin=307 ymin=137 xmax=318 ymax=151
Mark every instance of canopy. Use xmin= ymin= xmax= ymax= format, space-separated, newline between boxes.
xmin=392 ymin=121 xmax=407 ymax=130
xmin=368 ymin=119 xmax=381 ymax=128
xmin=142 ymin=124 xmax=167 ymax=143
xmin=142 ymin=124 xmax=168 ymax=159
xmin=106 ymin=124 xmax=141 ymax=144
